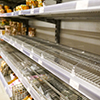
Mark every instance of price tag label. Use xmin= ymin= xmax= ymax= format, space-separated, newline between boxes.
xmin=70 ymin=79 xmax=79 ymax=90
xmin=76 ymin=0 xmax=89 ymax=10
xmin=39 ymin=7 xmax=44 ymax=13
xmin=30 ymin=9 xmax=34 ymax=14
xmin=19 ymin=11 xmax=21 ymax=15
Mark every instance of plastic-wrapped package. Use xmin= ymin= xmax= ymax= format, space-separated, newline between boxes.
xmin=0 ymin=4 xmax=3 ymax=9
xmin=22 ymin=27 xmax=26 ymax=35
xmin=0 ymin=60 xmax=12 ymax=76
xmin=37 ymin=0 xmax=43 ymax=7
xmin=7 ymin=9 xmax=12 ymax=13
xmin=12 ymin=27 xmax=17 ymax=36
xmin=16 ymin=5 xmax=29 ymax=11
xmin=5 ymin=25 xmax=11 ymax=35
xmin=17 ymin=22 xmax=22 ymax=35
xmin=28 ymin=27 xmax=36 ymax=37
xmin=31 ymin=0 xmax=38 ymax=8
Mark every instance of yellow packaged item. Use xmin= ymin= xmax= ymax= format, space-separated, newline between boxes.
xmin=2 ymin=30 xmax=5 ymax=35
xmin=37 ymin=0 xmax=43 ymax=7
xmin=4 ymin=5 xmax=9 ymax=10
xmin=0 ymin=4 xmax=3 ymax=9
xmin=0 ymin=9 xmax=5 ymax=13
xmin=31 ymin=0 xmax=38 ymax=8
xmin=7 ymin=9 xmax=12 ymax=13
xmin=26 ymin=0 xmax=29 ymax=6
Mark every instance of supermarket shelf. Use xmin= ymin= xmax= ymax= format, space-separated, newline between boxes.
xmin=0 ymin=71 xmax=12 ymax=97
xmin=1 ymin=0 xmax=100 ymax=19
xmin=0 ymin=50 xmax=42 ymax=100
xmin=1 ymin=35 xmax=100 ymax=100
xmin=0 ymin=42 xmax=88 ymax=100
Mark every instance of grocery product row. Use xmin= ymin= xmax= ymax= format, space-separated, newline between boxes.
xmin=0 ymin=57 xmax=33 ymax=100
xmin=0 ymin=0 xmax=45 ymax=14
xmin=0 ymin=41 xmax=88 ymax=100
xmin=1 ymin=34 xmax=100 ymax=100
xmin=0 ymin=0 xmax=100 ymax=18
xmin=0 ymin=19 xmax=35 ymax=37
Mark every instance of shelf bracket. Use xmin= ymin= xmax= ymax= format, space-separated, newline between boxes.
xmin=55 ymin=0 xmax=62 ymax=44
xmin=25 ymin=19 xmax=29 ymax=36
xmin=55 ymin=20 xmax=61 ymax=44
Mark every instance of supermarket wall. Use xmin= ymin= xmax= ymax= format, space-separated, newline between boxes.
xmin=29 ymin=19 xmax=55 ymax=42
xmin=29 ymin=19 xmax=100 ymax=55
xmin=60 ymin=21 xmax=100 ymax=55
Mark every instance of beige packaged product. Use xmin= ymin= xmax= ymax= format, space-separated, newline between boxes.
xmin=13 ymin=22 xmax=17 ymax=27
xmin=9 ymin=20 xmax=13 ymax=26
xmin=17 ymin=22 xmax=22 ymax=35
xmin=5 ymin=25 xmax=11 ymax=35
xmin=12 ymin=27 xmax=17 ymax=35
xmin=22 ymin=27 xmax=26 ymax=35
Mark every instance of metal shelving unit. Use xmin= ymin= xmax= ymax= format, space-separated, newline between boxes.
xmin=0 ymin=41 xmax=88 ymax=100
xmin=0 ymin=0 xmax=100 ymax=100
xmin=0 ymin=34 xmax=100 ymax=100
